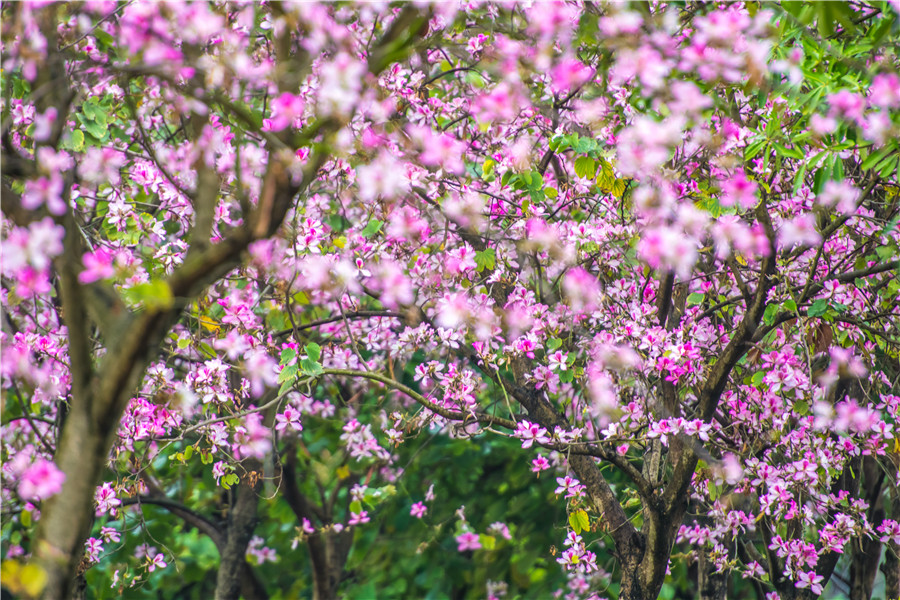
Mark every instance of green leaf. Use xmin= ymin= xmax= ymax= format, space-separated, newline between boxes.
xmin=775 ymin=143 xmax=803 ymax=160
xmin=707 ymin=481 xmax=720 ymax=501
xmin=81 ymin=99 xmax=107 ymax=125
xmin=832 ymin=157 xmax=845 ymax=182
xmin=479 ymin=534 xmax=497 ymax=551
xmin=860 ymin=145 xmax=893 ymax=171
xmin=807 ymin=298 xmax=829 ymax=317
xmin=361 ymin=219 xmax=384 ymax=238
xmin=783 ymin=299 xmax=798 ymax=313
xmin=474 ymin=248 xmax=496 ymax=272
xmin=686 ymin=292 xmax=705 ymax=306
xmin=305 ymin=342 xmax=321 ymax=363
xmin=280 ymin=347 xmax=297 ymax=365
xmin=278 ymin=364 xmax=299 ymax=384
xmin=878 ymin=156 xmax=898 ymax=179
xmin=70 ymin=129 xmax=85 ymax=152
xmin=300 ymin=358 xmax=323 ymax=377
xmin=763 ymin=303 xmax=779 ymax=326
xmin=122 ymin=280 xmax=174 ymax=310
xmin=575 ymin=137 xmax=595 ymax=154
xmin=574 ymin=156 xmax=596 ymax=179
xmin=792 ymin=162 xmax=807 ymax=195
xmin=547 ymin=338 xmax=562 ymax=352
xmin=183 ymin=445 xmax=193 ymax=461
xmin=349 ymin=500 xmax=363 ymax=514
xmin=80 ymin=118 xmax=108 ymax=140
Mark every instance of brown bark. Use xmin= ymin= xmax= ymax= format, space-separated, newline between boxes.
xmin=849 ymin=456 xmax=884 ymax=600
xmin=881 ymin=460 xmax=899 ymax=600
xmin=307 ymin=528 xmax=355 ymax=600
xmin=698 ymin=550 xmax=727 ymax=600
xmin=25 ymin=8 xmax=432 ymax=593
xmin=215 ymin=460 xmax=265 ymax=600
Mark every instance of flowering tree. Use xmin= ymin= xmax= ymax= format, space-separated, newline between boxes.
xmin=2 ymin=2 xmax=900 ymax=599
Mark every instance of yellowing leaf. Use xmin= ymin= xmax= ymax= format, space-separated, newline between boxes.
xmin=568 ymin=509 xmax=589 ymax=534
xmin=1 ymin=560 xmax=47 ymax=598
xmin=336 ymin=465 xmax=350 ymax=480
xmin=198 ymin=315 xmax=220 ymax=333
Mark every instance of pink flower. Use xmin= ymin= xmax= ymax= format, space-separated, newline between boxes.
xmin=550 ymin=58 xmax=593 ymax=93
xmin=21 ymin=176 xmax=66 ymax=215
xmin=349 ymin=510 xmax=370 ymax=526
xmin=547 ymin=350 xmax=569 ymax=372
xmin=817 ymin=180 xmax=860 ymax=215
xmin=32 ymin=107 xmax=57 ymax=141
xmin=488 ymin=522 xmax=512 ymax=540
xmin=555 ymin=475 xmax=582 ymax=497
xmin=95 ymin=482 xmax=121 ymax=516
xmin=870 ymin=73 xmax=900 ymax=109
xmin=263 ymin=92 xmax=305 ymax=131
xmin=515 ymin=421 xmax=551 ymax=449
xmin=85 ymin=537 xmax=103 ymax=563
xmin=795 ymin=570 xmax=824 ymax=595
xmin=18 ymin=459 xmax=65 ymax=501
xmin=456 ymin=531 xmax=481 ymax=552
xmin=78 ymin=248 xmax=116 ymax=284
xmin=827 ymin=90 xmax=865 ymax=123
xmin=147 ymin=551 xmax=167 ymax=572
xmin=275 ymin=407 xmax=303 ymax=433
xmin=720 ymin=172 xmax=758 ymax=210
xmin=531 ymin=455 xmax=551 ymax=473
xmin=777 ymin=214 xmax=821 ymax=249
xmin=411 ymin=502 xmax=427 ymax=518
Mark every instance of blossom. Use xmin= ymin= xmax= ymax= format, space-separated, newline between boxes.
xmin=85 ymin=537 xmax=103 ymax=563
xmin=531 ymin=455 xmax=551 ymax=474
xmin=78 ymin=248 xmax=116 ymax=284
xmin=95 ymin=482 xmax=121 ymax=516
xmin=18 ymin=459 xmax=65 ymax=501
xmin=275 ymin=406 xmax=303 ymax=433
xmin=514 ymin=421 xmax=551 ymax=449
xmin=720 ymin=172 xmax=758 ymax=210
xmin=554 ymin=475 xmax=582 ymax=497
xmin=410 ymin=502 xmax=427 ymax=518
xmin=795 ymin=571 xmax=824 ymax=595
xmin=547 ymin=350 xmax=569 ymax=372
xmin=147 ymin=551 xmax=167 ymax=573
xmin=349 ymin=510 xmax=370 ymax=526
xmin=456 ymin=531 xmax=481 ymax=552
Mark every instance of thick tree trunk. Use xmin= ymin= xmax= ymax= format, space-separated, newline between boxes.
xmin=34 ymin=404 xmax=109 ymax=599
xmin=849 ymin=456 xmax=885 ymax=600
xmin=308 ymin=529 xmax=354 ymax=600
xmin=881 ymin=479 xmax=900 ymax=600
xmin=699 ymin=550 xmax=727 ymax=600
xmin=215 ymin=461 xmax=263 ymax=600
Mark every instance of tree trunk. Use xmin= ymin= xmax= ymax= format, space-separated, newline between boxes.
xmin=699 ymin=550 xmax=727 ymax=600
xmin=882 ymin=478 xmax=900 ymax=600
xmin=35 ymin=404 xmax=109 ymax=599
xmin=215 ymin=461 xmax=263 ymax=600
xmin=849 ymin=456 xmax=885 ymax=600
xmin=308 ymin=528 xmax=354 ymax=600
